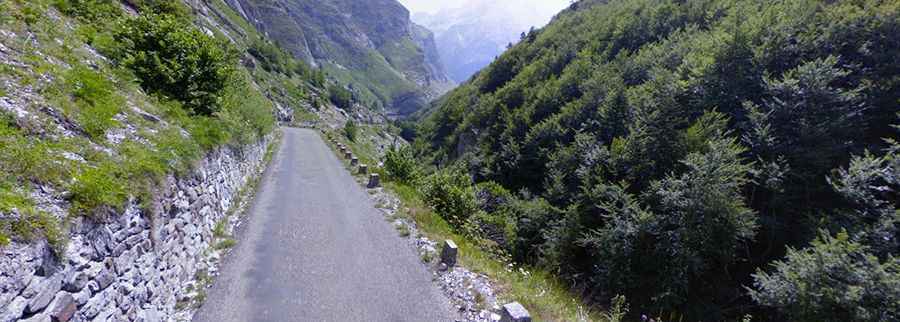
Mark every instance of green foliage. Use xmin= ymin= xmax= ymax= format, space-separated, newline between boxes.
xmin=329 ymin=84 xmax=353 ymax=110
xmin=420 ymin=168 xmax=479 ymax=228
xmin=111 ymin=13 xmax=237 ymax=116
xmin=343 ymin=120 xmax=358 ymax=142
xmin=54 ymin=0 xmax=121 ymax=22
xmin=383 ymin=146 xmax=419 ymax=184
xmin=751 ymin=231 xmax=900 ymax=322
xmin=0 ymin=115 xmax=68 ymax=185
xmin=62 ymin=65 xmax=124 ymax=139
xmin=0 ymin=181 xmax=65 ymax=252
xmin=69 ymin=161 xmax=128 ymax=218
xmin=248 ymin=38 xmax=309 ymax=76
xmin=415 ymin=0 xmax=900 ymax=319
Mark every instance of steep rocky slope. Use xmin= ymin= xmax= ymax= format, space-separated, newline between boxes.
xmin=225 ymin=0 xmax=454 ymax=116
xmin=411 ymin=0 xmax=568 ymax=83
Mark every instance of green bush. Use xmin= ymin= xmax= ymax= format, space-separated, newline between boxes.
xmin=383 ymin=146 xmax=419 ymax=183
xmin=420 ymin=168 xmax=478 ymax=228
xmin=329 ymin=84 xmax=353 ymax=110
xmin=54 ymin=0 xmax=121 ymax=22
xmin=112 ymin=13 xmax=237 ymax=116
xmin=751 ymin=231 xmax=900 ymax=322
xmin=343 ymin=120 xmax=358 ymax=142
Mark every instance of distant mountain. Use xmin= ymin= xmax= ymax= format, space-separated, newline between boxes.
xmin=411 ymin=0 xmax=566 ymax=83
xmin=224 ymin=0 xmax=454 ymax=116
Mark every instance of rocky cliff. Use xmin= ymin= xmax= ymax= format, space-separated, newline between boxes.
xmin=226 ymin=0 xmax=454 ymax=116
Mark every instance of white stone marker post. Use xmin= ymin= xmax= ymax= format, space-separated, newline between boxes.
xmin=440 ymin=240 xmax=458 ymax=267
xmin=500 ymin=302 xmax=531 ymax=322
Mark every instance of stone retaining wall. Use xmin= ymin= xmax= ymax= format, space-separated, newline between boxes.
xmin=0 ymin=138 xmax=271 ymax=322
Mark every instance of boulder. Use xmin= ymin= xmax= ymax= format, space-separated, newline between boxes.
xmin=25 ymin=275 xmax=63 ymax=314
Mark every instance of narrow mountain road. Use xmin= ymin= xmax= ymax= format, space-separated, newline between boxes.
xmin=194 ymin=128 xmax=456 ymax=322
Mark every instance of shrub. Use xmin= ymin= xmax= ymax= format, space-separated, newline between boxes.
xmin=383 ymin=146 xmax=419 ymax=183
xmin=112 ymin=13 xmax=237 ymax=116
xmin=420 ymin=167 xmax=478 ymax=228
xmin=329 ymin=84 xmax=353 ymax=110
xmin=54 ymin=0 xmax=121 ymax=22
xmin=343 ymin=120 xmax=358 ymax=142
xmin=751 ymin=231 xmax=900 ymax=322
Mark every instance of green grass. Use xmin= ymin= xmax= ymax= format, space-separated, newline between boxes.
xmin=68 ymin=161 xmax=127 ymax=218
xmin=0 ymin=181 xmax=65 ymax=253
xmin=214 ymin=238 xmax=236 ymax=250
xmin=62 ymin=65 xmax=124 ymax=140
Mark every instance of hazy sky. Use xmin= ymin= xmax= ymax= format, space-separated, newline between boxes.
xmin=399 ymin=0 xmax=570 ymax=17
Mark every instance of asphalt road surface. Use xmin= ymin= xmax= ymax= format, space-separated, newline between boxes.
xmin=194 ymin=128 xmax=455 ymax=322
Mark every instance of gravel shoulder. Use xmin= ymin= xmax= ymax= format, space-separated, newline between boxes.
xmin=193 ymin=127 xmax=456 ymax=322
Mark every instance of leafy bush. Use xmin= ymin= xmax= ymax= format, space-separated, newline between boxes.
xmin=112 ymin=13 xmax=237 ymax=116
xmin=383 ymin=146 xmax=419 ymax=183
xmin=248 ymin=38 xmax=304 ymax=75
xmin=329 ymin=84 xmax=353 ymax=110
xmin=343 ymin=120 xmax=358 ymax=142
xmin=420 ymin=168 xmax=478 ymax=227
xmin=54 ymin=0 xmax=121 ymax=22
xmin=751 ymin=231 xmax=900 ymax=322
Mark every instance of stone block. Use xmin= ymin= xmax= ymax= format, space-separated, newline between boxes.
xmin=367 ymin=173 xmax=380 ymax=188
xmin=500 ymin=302 xmax=531 ymax=322
xmin=440 ymin=240 xmax=458 ymax=267
xmin=350 ymin=157 xmax=359 ymax=166
xmin=48 ymin=293 xmax=76 ymax=322
xmin=344 ymin=152 xmax=352 ymax=159
xmin=26 ymin=275 xmax=63 ymax=314
xmin=358 ymin=164 xmax=368 ymax=175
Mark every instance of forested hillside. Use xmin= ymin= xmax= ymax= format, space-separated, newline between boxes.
xmin=414 ymin=0 xmax=900 ymax=320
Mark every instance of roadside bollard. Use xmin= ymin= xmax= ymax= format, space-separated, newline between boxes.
xmin=351 ymin=157 xmax=359 ymax=166
xmin=441 ymin=240 xmax=458 ymax=267
xmin=359 ymin=164 xmax=368 ymax=174
xmin=500 ymin=302 xmax=531 ymax=322
xmin=367 ymin=173 xmax=380 ymax=188
xmin=345 ymin=152 xmax=352 ymax=159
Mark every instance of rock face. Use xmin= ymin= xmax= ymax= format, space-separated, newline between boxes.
xmin=412 ymin=0 xmax=567 ymax=83
xmin=226 ymin=0 xmax=454 ymax=116
xmin=0 ymin=139 xmax=270 ymax=322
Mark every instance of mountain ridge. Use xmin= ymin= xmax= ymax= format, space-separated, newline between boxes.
xmin=224 ymin=0 xmax=453 ymax=116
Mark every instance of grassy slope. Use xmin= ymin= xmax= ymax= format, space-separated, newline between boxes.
xmin=0 ymin=0 xmax=319 ymax=251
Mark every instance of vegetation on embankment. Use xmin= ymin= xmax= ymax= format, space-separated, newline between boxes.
xmin=0 ymin=0 xmax=321 ymax=253
xmin=323 ymin=127 xmax=613 ymax=321
xmin=413 ymin=0 xmax=899 ymax=321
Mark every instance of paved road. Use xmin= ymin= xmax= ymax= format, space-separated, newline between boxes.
xmin=194 ymin=128 xmax=455 ymax=322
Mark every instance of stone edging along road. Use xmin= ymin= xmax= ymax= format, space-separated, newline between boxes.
xmin=326 ymin=131 xmax=533 ymax=322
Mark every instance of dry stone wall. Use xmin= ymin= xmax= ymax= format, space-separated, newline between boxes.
xmin=0 ymin=138 xmax=271 ymax=322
